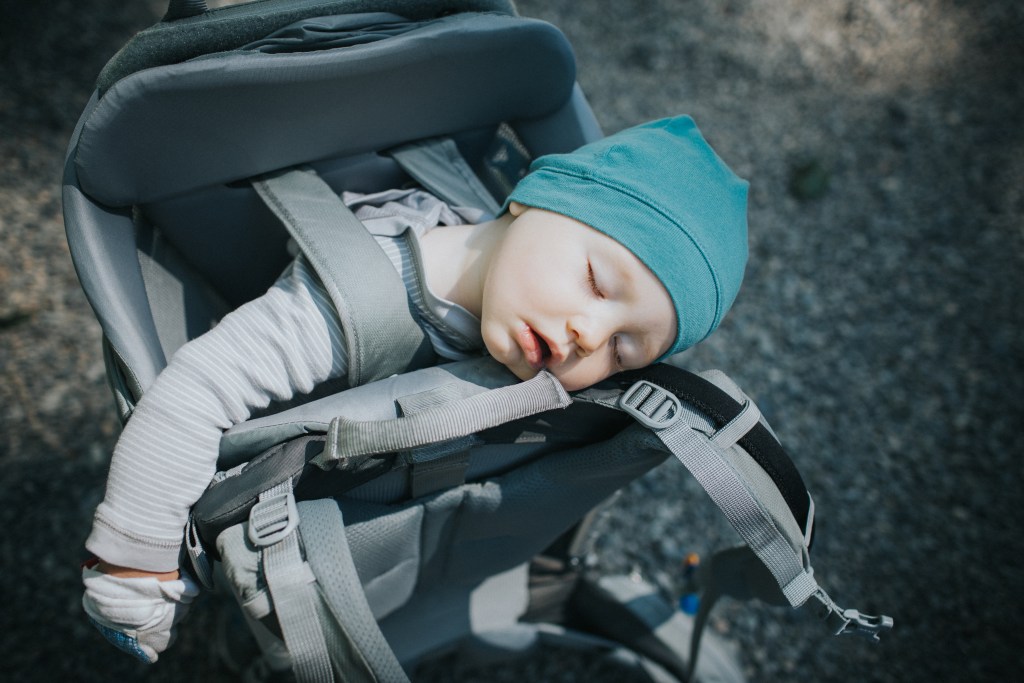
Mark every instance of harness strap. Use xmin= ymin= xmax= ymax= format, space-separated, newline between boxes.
xmin=602 ymin=364 xmax=893 ymax=677
xmin=250 ymin=480 xmax=334 ymax=682
xmin=653 ymin=409 xmax=818 ymax=607
xmin=252 ymin=167 xmax=435 ymax=388
xmin=299 ymin=499 xmax=412 ymax=683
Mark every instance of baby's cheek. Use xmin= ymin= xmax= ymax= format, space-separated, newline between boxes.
xmin=555 ymin=359 xmax=617 ymax=392
xmin=479 ymin=320 xmax=530 ymax=381
xmin=478 ymin=320 xmax=505 ymax=360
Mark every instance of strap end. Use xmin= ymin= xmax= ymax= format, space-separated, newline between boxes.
xmin=816 ymin=589 xmax=893 ymax=642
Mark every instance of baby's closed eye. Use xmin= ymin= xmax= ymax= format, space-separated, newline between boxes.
xmin=587 ymin=262 xmax=604 ymax=298
xmin=611 ymin=335 xmax=623 ymax=369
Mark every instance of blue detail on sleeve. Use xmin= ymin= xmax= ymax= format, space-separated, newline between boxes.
xmin=87 ymin=617 xmax=152 ymax=664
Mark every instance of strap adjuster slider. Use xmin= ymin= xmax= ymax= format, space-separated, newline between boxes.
xmin=248 ymin=490 xmax=299 ymax=547
xmin=619 ymin=380 xmax=682 ymax=429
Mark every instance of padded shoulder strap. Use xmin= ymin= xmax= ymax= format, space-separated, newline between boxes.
xmin=606 ymin=366 xmax=819 ymax=603
xmin=619 ymin=364 xmax=812 ymax=533
xmin=580 ymin=363 xmax=893 ymax=675
xmin=252 ymin=167 xmax=436 ymax=387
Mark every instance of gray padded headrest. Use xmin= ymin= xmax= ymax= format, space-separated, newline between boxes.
xmin=75 ymin=12 xmax=576 ymax=206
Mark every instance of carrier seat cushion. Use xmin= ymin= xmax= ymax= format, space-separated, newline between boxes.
xmin=75 ymin=12 xmax=577 ymax=207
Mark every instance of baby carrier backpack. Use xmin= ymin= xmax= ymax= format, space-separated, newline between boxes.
xmin=63 ymin=1 xmax=892 ymax=681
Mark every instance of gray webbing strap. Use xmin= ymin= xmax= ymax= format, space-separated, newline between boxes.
xmin=299 ymin=499 xmax=412 ymax=683
xmin=314 ymin=369 xmax=571 ymax=468
xmin=395 ymin=385 xmax=479 ymax=498
xmin=388 ymin=137 xmax=502 ymax=215
xmin=250 ymin=481 xmax=333 ymax=683
xmin=616 ymin=377 xmax=893 ymax=676
xmin=661 ymin=411 xmax=822 ymax=595
xmin=252 ymin=167 xmax=433 ymax=387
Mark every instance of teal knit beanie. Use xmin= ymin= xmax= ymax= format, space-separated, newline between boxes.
xmin=505 ymin=115 xmax=749 ymax=358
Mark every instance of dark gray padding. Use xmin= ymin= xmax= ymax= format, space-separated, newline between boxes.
xmin=145 ymin=153 xmax=411 ymax=307
xmin=78 ymin=12 xmax=575 ymax=206
xmin=62 ymin=152 xmax=167 ymax=394
xmin=136 ymin=217 xmax=231 ymax=359
xmin=98 ymin=0 xmax=517 ymax=93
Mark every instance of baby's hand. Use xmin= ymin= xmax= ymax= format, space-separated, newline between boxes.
xmin=81 ymin=561 xmax=200 ymax=663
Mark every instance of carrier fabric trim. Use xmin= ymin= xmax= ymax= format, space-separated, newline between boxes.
xmin=77 ymin=12 xmax=576 ymax=206
xmin=98 ymin=0 xmax=517 ymax=93
xmin=617 ymin=365 xmax=812 ymax=536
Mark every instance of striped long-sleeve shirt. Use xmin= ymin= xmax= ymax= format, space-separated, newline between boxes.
xmin=86 ymin=189 xmax=484 ymax=571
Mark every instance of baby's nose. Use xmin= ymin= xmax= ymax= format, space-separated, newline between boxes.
xmin=569 ymin=318 xmax=605 ymax=358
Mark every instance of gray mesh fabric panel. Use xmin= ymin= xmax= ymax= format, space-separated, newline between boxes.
xmin=491 ymin=430 xmax=657 ymax=577
xmin=362 ymin=428 xmax=667 ymax=662
xmin=343 ymin=503 xmax=424 ymax=621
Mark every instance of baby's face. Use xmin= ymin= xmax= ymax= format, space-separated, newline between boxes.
xmin=480 ymin=204 xmax=676 ymax=391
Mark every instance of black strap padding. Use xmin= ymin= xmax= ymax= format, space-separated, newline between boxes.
xmin=192 ymin=434 xmax=395 ymax=556
xmin=616 ymin=364 xmax=812 ymax=538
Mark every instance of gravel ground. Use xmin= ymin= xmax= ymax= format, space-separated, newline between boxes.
xmin=1 ymin=1 xmax=1021 ymax=681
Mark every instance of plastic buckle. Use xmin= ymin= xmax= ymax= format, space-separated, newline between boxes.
xmin=247 ymin=490 xmax=299 ymax=547
xmin=828 ymin=607 xmax=894 ymax=642
xmin=618 ymin=380 xmax=682 ymax=430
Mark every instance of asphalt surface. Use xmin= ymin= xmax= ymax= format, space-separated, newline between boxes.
xmin=1 ymin=1 xmax=1022 ymax=681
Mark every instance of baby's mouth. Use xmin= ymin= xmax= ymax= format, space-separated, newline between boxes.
xmin=517 ymin=325 xmax=552 ymax=370
xmin=536 ymin=333 xmax=552 ymax=362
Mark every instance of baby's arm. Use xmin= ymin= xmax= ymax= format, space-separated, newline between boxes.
xmin=82 ymin=257 xmax=348 ymax=663
xmin=86 ymin=257 xmax=348 ymax=572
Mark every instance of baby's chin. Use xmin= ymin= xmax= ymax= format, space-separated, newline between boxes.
xmin=502 ymin=359 xmax=540 ymax=383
